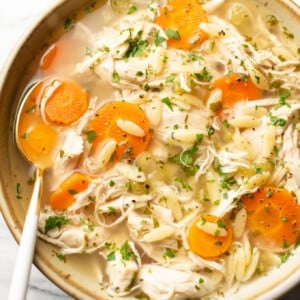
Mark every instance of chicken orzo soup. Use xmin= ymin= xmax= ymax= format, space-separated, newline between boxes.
xmin=17 ymin=0 xmax=300 ymax=298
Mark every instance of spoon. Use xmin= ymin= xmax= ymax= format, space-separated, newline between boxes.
xmin=8 ymin=82 xmax=47 ymax=300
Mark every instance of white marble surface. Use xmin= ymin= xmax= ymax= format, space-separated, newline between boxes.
xmin=0 ymin=1 xmax=300 ymax=300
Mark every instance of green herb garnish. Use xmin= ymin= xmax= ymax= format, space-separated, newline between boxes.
xmin=153 ymin=29 xmax=166 ymax=46
xmin=112 ymin=71 xmax=120 ymax=83
xmin=125 ymin=30 xmax=148 ymax=58
xmin=120 ymin=240 xmax=135 ymax=261
xmin=85 ymin=130 xmax=97 ymax=143
xmin=163 ymin=248 xmax=176 ymax=258
xmin=127 ymin=5 xmax=137 ymax=14
xmin=64 ymin=18 xmax=73 ymax=31
xmin=165 ymin=29 xmax=181 ymax=40
xmin=45 ymin=216 xmax=68 ymax=233
xmin=194 ymin=67 xmax=212 ymax=82
xmin=161 ymin=97 xmax=173 ymax=111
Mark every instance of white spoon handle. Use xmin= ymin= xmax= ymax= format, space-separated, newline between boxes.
xmin=8 ymin=168 xmax=43 ymax=300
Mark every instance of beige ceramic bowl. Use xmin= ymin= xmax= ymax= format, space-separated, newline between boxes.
xmin=0 ymin=0 xmax=300 ymax=299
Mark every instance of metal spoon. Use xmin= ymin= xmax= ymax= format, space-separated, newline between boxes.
xmin=8 ymin=82 xmax=46 ymax=300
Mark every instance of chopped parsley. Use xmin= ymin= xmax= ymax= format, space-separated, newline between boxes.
xmin=108 ymin=206 xmax=116 ymax=214
xmin=280 ymin=252 xmax=291 ymax=263
xmin=55 ymin=252 xmax=66 ymax=262
xmin=112 ymin=71 xmax=120 ymax=83
xmin=163 ymin=248 xmax=176 ymax=259
xmin=45 ymin=216 xmax=68 ymax=233
xmin=169 ymin=134 xmax=203 ymax=175
xmin=85 ymin=130 xmax=97 ymax=143
xmin=268 ymin=112 xmax=287 ymax=127
xmin=16 ymin=182 xmax=22 ymax=199
xmin=199 ymin=277 xmax=205 ymax=284
xmin=124 ymin=30 xmax=148 ymax=58
xmin=161 ymin=97 xmax=173 ymax=111
xmin=266 ymin=14 xmax=279 ymax=26
xmin=80 ymin=218 xmax=95 ymax=232
xmin=237 ymin=74 xmax=249 ymax=82
xmin=109 ymin=179 xmax=115 ymax=187
xmin=165 ymin=29 xmax=181 ymax=40
xmin=27 ymin=174 xmax=36 ymax=186
xmin=153 ymin=29 xmax=166 ymax=46
xmin=120 ymin=240 xmax=135 ymax=261
xmin=84 ymin=7 xmax=91 ymax=15
xmin=175 ymin=177 xmax=193 ymax=191
xmin=207 ymin=125 xmax=215 ymax=136
xmin=265 ymin=189 xmax=273 ymax=198
xmin=188 ymin=53 xmax=202 ymax=61
xmin=165 ymin=75 xmax=175 ymax=83
xmin=254 ymin=75 xmax=260 ymax=84
xmin=68 ymin=189 xmax=78 ymax=195
xmin=255 ymin=167 xmax=263 ymax=174
xmin=283 ymin=26 xmax=294 ymax=39
xmin=85 ymin=47 xmax=93 ymax=57
xmin=21 ymin=132 xmax=28 ymax=139
xmin=64 ymin=18 xmax=73 ymax=31
xmin=107 ymin=251 xmax=116 ymax=261
xmin=217 ymin=219 xmax=227 ymax=228
xmin=127 ymin=5 xmax=137 ymax=14
xmin=282 ymin=240 xmax=289 ymax=249
xmin=217 ymin=165 xmax=237 ymax=189
xmin=25 ymin=105 xmax=37 ymax=113
xmin=121 ymin=145 xmax=133 ymax=160
xmin=194 ymin=67 xmax=213 ymax=82
xmin=276 ymin=90 xmax=291 ymax=108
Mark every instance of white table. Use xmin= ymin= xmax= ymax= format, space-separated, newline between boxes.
xmin=0 ymin=1 xmax=299 ymax=299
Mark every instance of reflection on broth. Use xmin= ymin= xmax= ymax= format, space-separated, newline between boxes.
xmin=16 ymin=0 xmax=300 ymax=298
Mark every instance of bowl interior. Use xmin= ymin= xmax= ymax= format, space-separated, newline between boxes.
xmin=0 ymin=0 xmax=300 ymax=299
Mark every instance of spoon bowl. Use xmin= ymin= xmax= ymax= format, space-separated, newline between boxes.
xmin=8 ymin=81 xmax=46 ymax=300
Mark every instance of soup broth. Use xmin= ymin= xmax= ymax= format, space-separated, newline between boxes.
xmin=15 ymin=0 xmax=300 ymax=299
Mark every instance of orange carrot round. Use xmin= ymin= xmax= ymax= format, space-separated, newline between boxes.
xmin=40 ymin=44 xmax=58 ymax=71
xmin=40 ymin=40 xmax=71 ymax=71
xmin=18 ymin=82 xmax=58 ymax=165
xmin=44 ymin=79 xmax=88 ymax=125
xmin=155 ymin=0 xmax=208 ymax=50
xmin=24 ymin=122 xmax=57 ymax=155
xmin=87 ymin=101 xmax=151 ymax=161
xmin=187 ymin=214 xmax=233 ymax=259
xmin=242 ymin=186 xmax=300 ymax=250
xmin=206 ymin=73 xmax=261 ymax=114
xmin=49 ymin=172 xmax=90 ymax=211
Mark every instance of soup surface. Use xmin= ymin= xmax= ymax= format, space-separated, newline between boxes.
xmin=17 ymin=0 xmax=300 ymax=298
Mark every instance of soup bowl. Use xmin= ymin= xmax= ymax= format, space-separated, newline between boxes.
xmin=0 ymin=0 xmax=300 ymax=299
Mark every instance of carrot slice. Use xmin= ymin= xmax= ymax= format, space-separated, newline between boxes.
xmin=206 ymin=73 xmax=261 ymax=114
xmin=155 ymin=0 xmax=208 ymax=50
xmin=44 ymin=80 xmax=88 ymax=125
xmin=187 ymin=215 xmax=233 ymax=259
xmin=19 ymin=121 xmax=57 ymax=167
xmin=49 ymin=172 xmax=90 ymax=211
xmin=40 ymin=44 xmax=58 ymax=71
xmin=18 ymin=82 xmax=58 ymax=165
xmin=242 ymin=186 xmax=300 ymax=250
xmin=87 ymin=101 xmax=151 ymax=161
xmin=24 ymin=122 xmax=57 ymax=155
xmin=40 ymin=40 xmax=71 ymax=71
